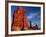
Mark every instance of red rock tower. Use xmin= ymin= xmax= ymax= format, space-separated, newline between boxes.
xmin=11 ymin=7 xmax=28 ymax=31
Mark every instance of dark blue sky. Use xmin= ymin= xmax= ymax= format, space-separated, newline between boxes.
xmin=11 ymin=6 xmax=41 ymax=28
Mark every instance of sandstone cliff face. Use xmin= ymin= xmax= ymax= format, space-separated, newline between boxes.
xmin=11 ymin=7 xmax=28 ymax=31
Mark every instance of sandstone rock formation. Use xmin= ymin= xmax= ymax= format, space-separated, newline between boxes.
xmin=11 ymin=7 xmax=28 ymax=31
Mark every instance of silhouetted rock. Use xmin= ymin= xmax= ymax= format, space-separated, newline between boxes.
xmin=30 ymin=21 xmax=32 ymax=29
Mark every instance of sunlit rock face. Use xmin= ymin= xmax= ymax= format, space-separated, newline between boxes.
xmin=11 ymin=7 xmax=28 ymax=31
